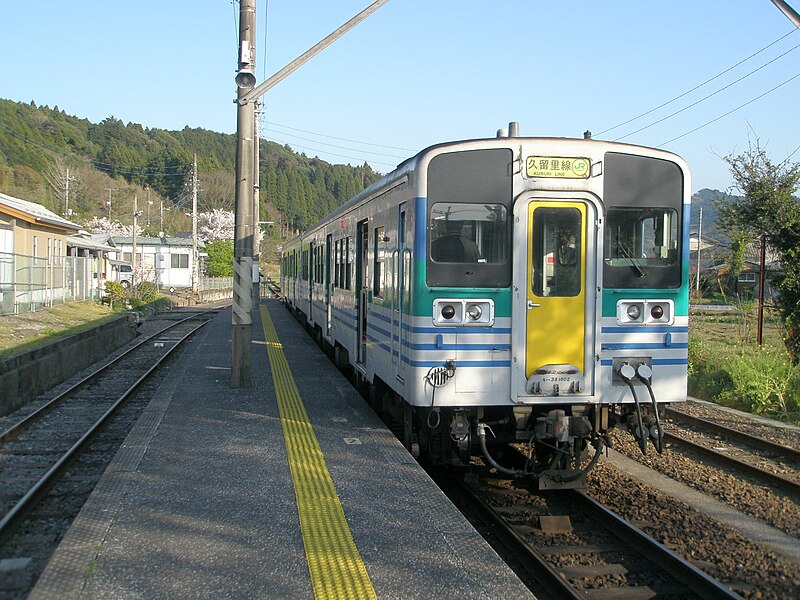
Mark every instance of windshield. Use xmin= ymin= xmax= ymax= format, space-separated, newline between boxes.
xmin=604 ymin=207 xmax=680 ymax=288
xmin=425 ymin=148 xmax=512 ymax=287
xmin=430 ymin=202 xmax=508 ymax=264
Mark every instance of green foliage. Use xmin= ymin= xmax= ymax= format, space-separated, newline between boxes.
xmin=687 ymin=337 xmax=735 ymax=403
xmin=103 ymin=281 xmax=126 ymax=307
xmin=130 ymin=281 xmax=159 ymax=304
xmin=205 ymin=240 xmax=234 ymax=276
xmin=0 ymin=98 xmax=382 ymax=242
xmin=718 ymin=349 xmax=800 ymax=420
xmin=719 ymin=139 xmax=800 ymax=363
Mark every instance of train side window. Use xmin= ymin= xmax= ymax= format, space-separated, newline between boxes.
xmin=373 ymin=226 xmax=385 ymax=298
xmin=334 ymin=240 xmax=341 ymax=288
xmin=345 ymin=236 xmax=352 ymax=290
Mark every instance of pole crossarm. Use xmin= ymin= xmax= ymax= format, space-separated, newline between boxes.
xmin=770 ymin=0 xmax=800 ymax=28
xmin=240 ymin=0 xmax=389 ymax=104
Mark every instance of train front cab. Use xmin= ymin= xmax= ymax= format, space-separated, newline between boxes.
xmin=414 ymin=143 xmax=689 ymax=489
xmin=492 ymin=148 xmax=690 ymax=488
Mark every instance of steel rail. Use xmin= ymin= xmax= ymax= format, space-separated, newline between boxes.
xmin=456 ymin=479 xmax=584 ymax=600
xmin=665 ymin=407 xmax=800 ymax=462
xmin=0 ymin=317 xmax=210 ymax=545
xmin=0 ymin=309 xmax=217 ymax=444
xmin=572 ymin=491 xmax=744 ymax=600
xmin=663 ymin=431 xmax=800 ymax=496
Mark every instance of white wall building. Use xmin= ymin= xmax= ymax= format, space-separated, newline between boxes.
xmin=110 ymin=236 xmax=202 ymax=290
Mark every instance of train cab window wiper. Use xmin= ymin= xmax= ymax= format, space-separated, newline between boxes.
xmin=616 ymin=238 xmax=647 ymax=278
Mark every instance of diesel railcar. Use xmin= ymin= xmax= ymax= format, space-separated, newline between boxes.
xmin=280 ymin=125 xmax=690 ymax=489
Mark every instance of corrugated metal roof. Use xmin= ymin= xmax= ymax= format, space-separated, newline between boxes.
xmin=0 ymin=191 xmax=81 ymax=231
xmin=110 ymin=236 xmax=204 ymax=247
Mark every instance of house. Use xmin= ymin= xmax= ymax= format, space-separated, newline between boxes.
xmin=707 ymin=239 xmax=782 ymax=301
xmin=109 ymin=236 xmax=202 ymax=289
xmin=0 ymin=191 xmax=80 ymax=257
xmin=0 ymin=192 xmax=81 ymax=312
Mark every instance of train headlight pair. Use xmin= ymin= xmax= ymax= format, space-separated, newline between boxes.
xmin=433 ymin=299 xmax=494 ymax=326
xmin=617 ymin=300 xmax=674 ymax=325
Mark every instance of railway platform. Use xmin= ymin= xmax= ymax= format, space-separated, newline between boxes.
xmin=29 ymin=299 xmax=533 ymax=599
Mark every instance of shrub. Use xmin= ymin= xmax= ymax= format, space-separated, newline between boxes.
xmin=688 ymin=338 xmax=734 ymax=402
xmin=104 ymin=281 xmax=126 ymax=307
xmin=719 ymin=348 xmax=800 ymax=420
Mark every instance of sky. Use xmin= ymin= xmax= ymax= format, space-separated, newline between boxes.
xmin=2 ymin=1 xmax=799 ymax=195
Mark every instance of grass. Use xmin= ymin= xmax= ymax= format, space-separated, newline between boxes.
xmin=0 ymin=301 xmax=121 ymax=360
xmin=689 ymin=306 xmax=799 ymax=424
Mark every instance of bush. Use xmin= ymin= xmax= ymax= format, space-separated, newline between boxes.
xmin=103 ymin=281 xmax=126 ymax=306
xmin=688 ymin=338 xmax=735 ymax=402
xmin=719 ymin=349 xmax=800 ymax=420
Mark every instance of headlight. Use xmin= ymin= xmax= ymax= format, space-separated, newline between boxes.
xmin=466 ymin=305 xmax=482 ymax=320
xmin=626 ymin=304 xmax=642 ymax=320
xmin=433 ymin=299 xmax=494 ymax=326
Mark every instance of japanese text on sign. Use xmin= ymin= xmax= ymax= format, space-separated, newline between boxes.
xmin=526 ymin=156 xmax=590 ymax=179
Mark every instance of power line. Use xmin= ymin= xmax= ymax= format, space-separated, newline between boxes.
xmin=616 ymin=40 xmax=800 ymax=141
xmin=266 ymin=120 xmax=415 ymax=152
xmin=263 ymin=125 xmax=407 ymax=159
xmin=262 ymin=133 xmax=399 ymax=169
xmin=598 ymin=28 xmax=799 ymax=137
xmin=659 ymin=71 xmax=800 ymax=146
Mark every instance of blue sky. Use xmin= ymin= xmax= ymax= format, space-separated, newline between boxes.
xmin=2 ymin=1 xmax=799 ymax=194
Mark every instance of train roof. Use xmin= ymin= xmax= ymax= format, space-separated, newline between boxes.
xmin=291 ymin=134 xmax=687 ymax=240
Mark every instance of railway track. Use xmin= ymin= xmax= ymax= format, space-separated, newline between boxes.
xmin=664 ymin=406 xmax=800 ymax=496
xmin=435 ymin=470 xmax=742 ymax=600
xmin=0 ymin=309 xmax=215 ymax=599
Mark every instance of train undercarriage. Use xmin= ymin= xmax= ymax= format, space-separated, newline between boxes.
xmin=363 ymin=376 xmax=665 ymax=490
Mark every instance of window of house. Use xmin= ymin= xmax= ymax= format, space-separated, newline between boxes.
xmin=171 ymin=253 xmax=189 ymax=268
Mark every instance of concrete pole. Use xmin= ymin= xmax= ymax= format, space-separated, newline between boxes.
xmin=132 ymin=194 xmax=138 ymax=287
xmin=192 ymin=154 xmax=198 ymax=294
xmin=253 ymin=104 xmax=261 ymax=305
xmin=232 ymin=0 xmax=256 ymax=388
xmin=696 ymin=207 xmax=702 ymax=294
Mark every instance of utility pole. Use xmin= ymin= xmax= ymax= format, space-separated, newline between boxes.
xmin=192 ymin=154 xmax=199 ymax=294
xmin=146 ymin=187 xmax=152 ymax=227
xmin=105 ymin=188 xmax=115 ymax=220
xmin=232 ymin=0 xmax=256 ymax=388
xmin=231 ymin=0 xmax=390 ymax=388
xmin=63 ymin=168 xmax=74 ymax=216
xmin=132 ymin=194 xmax=139 ymax=286
xmin=696 ymin=207 xmax=702 ymax=294
xmin=253 ymin=103 xmax=263 ymax=305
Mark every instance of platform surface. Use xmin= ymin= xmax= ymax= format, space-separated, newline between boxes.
xmin=30 ymin=300 xmax=534 ymax=599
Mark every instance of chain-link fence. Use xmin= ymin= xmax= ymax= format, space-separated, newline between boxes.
xmin=0 ymin=252 xmax=104 ymax=316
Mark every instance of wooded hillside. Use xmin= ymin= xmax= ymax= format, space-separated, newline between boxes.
xmin=0 ymin=98 xmax=382 ymax=237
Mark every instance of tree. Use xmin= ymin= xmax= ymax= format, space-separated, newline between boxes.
xmin=198 ymin=209 xmax=235 ymax=241
xmin=718 ymin=138 xmax=800 ymax=363
xmin=204 ymin=239 xmax=234 ymax=277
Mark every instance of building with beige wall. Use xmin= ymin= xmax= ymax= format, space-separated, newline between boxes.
xmin=0 ymin=191 xmax=80 ymax=257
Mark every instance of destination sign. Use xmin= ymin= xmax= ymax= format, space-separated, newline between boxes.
xmin=526 ymin=156 xmax=590 ymax=179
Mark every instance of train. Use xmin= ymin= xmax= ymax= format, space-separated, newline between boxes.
xmin=280 ymin=124 xmax=690 ymax=489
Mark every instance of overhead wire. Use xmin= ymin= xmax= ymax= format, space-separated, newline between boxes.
xmin=263 ymin=125 xmax=407 ymax=160
xmin=598 ymin=28 xmax=799 ymax=137
xmin=266 ymin=121 xmax=415 ymax=152
xmin=659 ymin=71 xmax=800 ymax=146
xmin=615 ymin=39 xmax=800 ymax=142
xmin=261 ymin=133 xmax=400 ymax=169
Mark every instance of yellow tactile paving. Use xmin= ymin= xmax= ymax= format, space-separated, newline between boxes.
xmin=260 ymin=304 xmax=377 ymax=600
